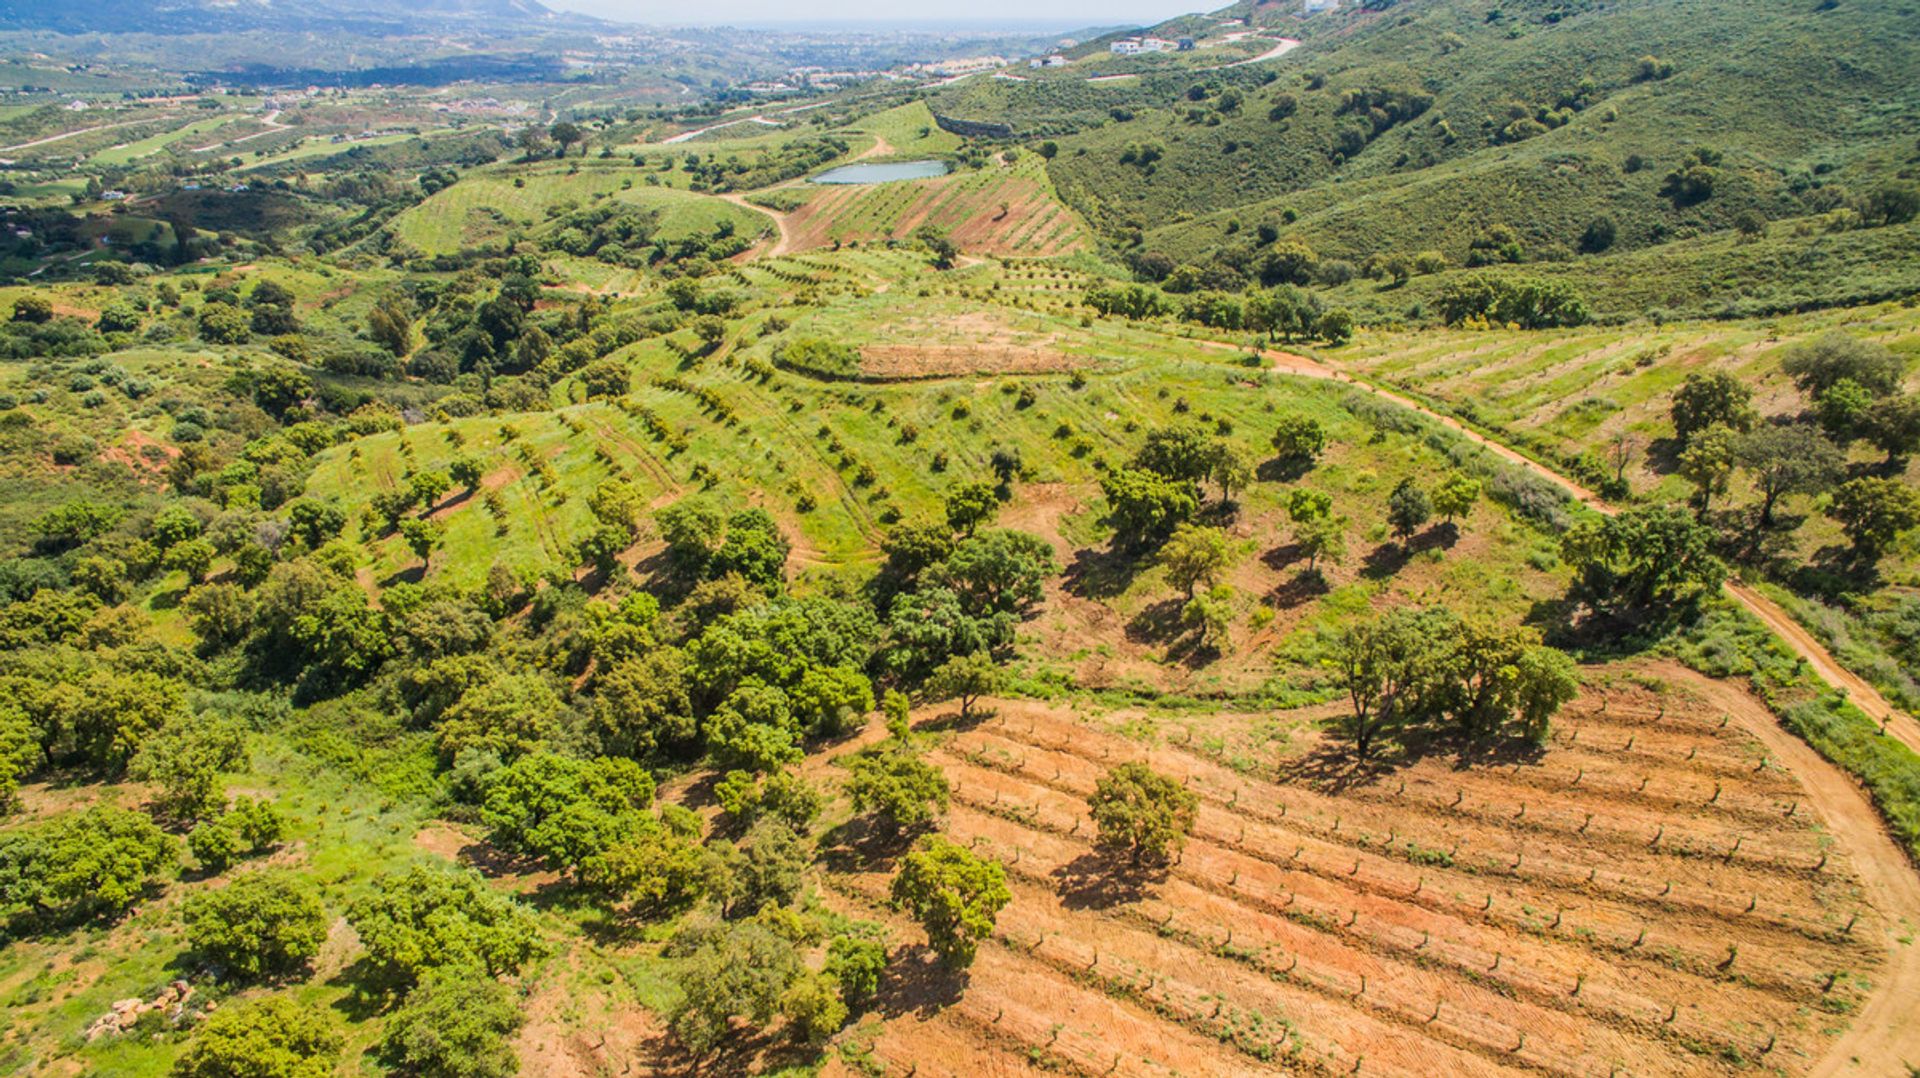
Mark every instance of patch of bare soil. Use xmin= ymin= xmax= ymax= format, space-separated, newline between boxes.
xmin=513 ymin=954 xmax=674 ymax=1078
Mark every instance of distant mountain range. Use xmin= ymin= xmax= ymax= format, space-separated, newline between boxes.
xmin=0 ymin=0 xmax=564 ymax=34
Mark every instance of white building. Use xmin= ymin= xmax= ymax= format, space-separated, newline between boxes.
xmin=1028 ymin=54 xmax=1069 ymax=68
xmin=1110 ymin=37 xmax=1177 ymax=55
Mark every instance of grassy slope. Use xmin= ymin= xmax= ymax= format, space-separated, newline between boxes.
xmin=387 ymin=166 xmax=770 ymax=256
xmin=1032 ymin=0 xmax=1918 ymax=267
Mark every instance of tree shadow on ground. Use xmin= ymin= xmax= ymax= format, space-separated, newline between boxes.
xmin=1359 ymin=542 xmax=1412 ymax=580
xmin=1262 ymin=540 xmax=1306 ymax=573
xmin=1644 ymin=436 xmax=1683 ymax=476
xmin=327 ymin=955 xmax=400 ymax=1023
xmin=1052 ymin=848 xmax=1159 ymax=911
xmin=1256 ymin=456 xmax=1312 ymax=484
xmin=1157 ymin=628 xmax=1220 ymax=669
xmin=1785 ymin=545 xmax=1881 ymax=602
xmin=873 ymin=944 xmax=967 ymax=1020
xmin=1063 ymin=542 xmax=1145 ymax=601
xmin=816 ymin=815 xmax=920 ymax=875
xmin=377 ymin=565 xmax=425 ymax=588
xmin=1275 ymin=740 xmax=1404 ymax=794
xmin=1269 ymin=567 xmax=1331 ymax=610
xmin=917 ymin=704 xmax=992 ymax=736
xmin=1124 ymin=597 xmax=1185 ymax=645
xmin=1277 ymin=725 xmax=1549 ymax=794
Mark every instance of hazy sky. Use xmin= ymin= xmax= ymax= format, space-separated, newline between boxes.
xmin=540 ymin=0 xmax=1196 ymax=30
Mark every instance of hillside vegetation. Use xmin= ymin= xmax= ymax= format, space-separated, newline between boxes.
xmin=1 ymin=1 xmax=1919 ymax=1076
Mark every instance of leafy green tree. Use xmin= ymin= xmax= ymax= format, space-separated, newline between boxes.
xmin=1316 ymin=307 xmax=1355 ymax=344
xmin=10 ymin=295 xmax=52 ymax=323
xmin=1293 ymin=514 xmax=1348 ymax=572
xmin=915 ymin=224 xmax=959 ymax=269
xmin=943 ymin=481 xmax=999 ymax=537
xmin=1735 ymin=424 xmax=1843 ymax=526
xmin=589 ymin=648 xmax=696 ymax=759
xmin=718 ymin=819 xmax=810 ymax=915
xmin=1561 ymin=506 xmax=1726 ymax=613
xmin=367 ymin=294 xmax=416 ymax=357
xmin=1676 ymin=424 xmax=1738 ymax=515
xmin=780 ymin=971 xmax=850 ymax=1044
xmin=130 ymin=713 xmax=247 ymax=821
xmin=549 ymin=120 xmax=583 ymax=155
xmin=287 ymin=500 xmax=348 ymax=550
xmin=0 ymin=806 xmax=178 ymax=927
xmin=710 ymin=508 xmax=790 ymax=592
xmin=347 ymin=865 xmax=541 ymax=985
xmin=0 ymin=704 xmax=33 ymax=813
xmin=1430 ymin=473 xmax=1482 ymax=525
xmin=882 ymin=586 xmax=1010 ymax=678
xmin=824 ymin=932 xmax=889 ymax=1008
xmin=576 ymin=811 xmax=709 ymax=910
xmin=449 ymin=456 xmax=484 ymax=492
xmin=437 ymin=673 xmax=563 ymax=763
xmin=172 ymin=995 xmax=340 ymax=1078
xmin=151 ymin=505 xmax=205 ymax=550
xmin=1100 ymin=466 xmax=1197 ymax=549
xmin=66 ymin=669 xmax=189 ymax=773
xmin=579 ymin=358 xmax=630 ymax=399
xmin=182 ymin=870 xmax=327 ymax=980
xmin=1828 ymin=477 xmax=1920 ymax=561
xmin=667 ymin=920 xmax=802 ymax=1060
xmin=789 ymin=664 xmax=874 ymax=736
xmin=1159 ymin=523 xmax=1232 ymax=598
xmin=925 ymin=652 xmax=1001 ymax=720
xmin=1134 ymin=425 xmax=1220 ymax=485
xmin=1181 ymin=584 xmax=1234 ymax=647
xmin=1509 ymin=644 xmax=1580 ymax=743
xmin=1814 ymin=378 xmax=1876 ymax=444
xmin=1780 ymin=332 xmax=1904 ymax=398
xmin=188 ymin=796 xmax=284 ymax=872
xmin=1210 ymin=444 xmax=1253 ymax=503
xmin=1286 ymin=488 xmax=1332 ymax=523
xmin=396 ymin=517 xmax=443 ymax=570
xmin=1669 ymin=371 xmax=1756 ymax=445
xmin=1863 ymin=394 xmax=1920 ymax=463
xmin=1386 ymin=479 xmax=1431 ymax=540
xmin=380 ymin=967 xmax=524 ymax=1078
xmin=199 ymin=302 xmax=252 ymax=344
xmin=165 ymin=538 xmax=217 ymax=584
xmin=935 ymin=529 xmax=1057 ymax=617
xmin=845 ymin=742 xmax=950 ymax=835
xmin=879 ymin=521 xmax=956 ymax=593
xmin=890 ymin=836 xmax=1010 ymax=968
xmin=1090 ymin=761 xmax=1199 ymax=867
xmin=480 ymin=752 xmax=655 ymax=873
xmin=656 ymin=501 xmax=725 ymax=577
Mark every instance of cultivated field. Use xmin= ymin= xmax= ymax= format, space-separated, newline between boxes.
xmin=781 ymin=153 xmax=1088 ymax=257
xmin=806 ymin=662 xmax=1899 ymax=1077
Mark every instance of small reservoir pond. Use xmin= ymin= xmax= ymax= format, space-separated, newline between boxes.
xmin=810 ymin=160 xmax=950 ymax=184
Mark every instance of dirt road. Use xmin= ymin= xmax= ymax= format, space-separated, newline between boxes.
xmin=0 ymin=117 xmax=153 ymax=154
xmin=1650 ymin=662 xmax=1920 ymax=1078
xmin=717 ymin=191 xmax=791 ymax=258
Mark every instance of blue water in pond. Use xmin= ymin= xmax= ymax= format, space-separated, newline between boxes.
xmin=810 ymin=160 xmax=950 ymax=184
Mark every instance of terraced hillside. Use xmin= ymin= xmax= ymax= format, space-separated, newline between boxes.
xmin=778 ymin=152 xmax=1089 ymax=257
